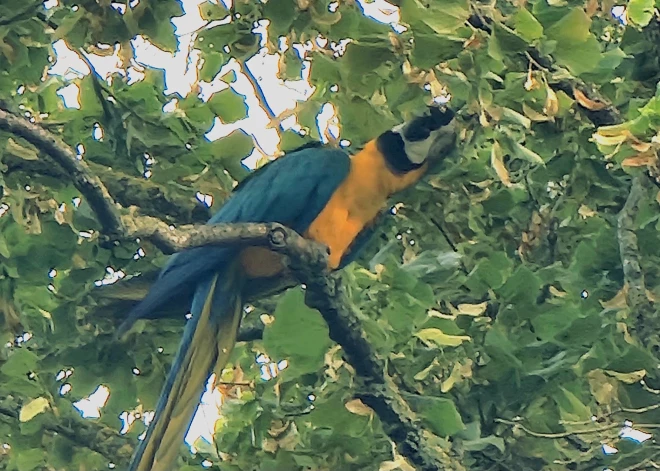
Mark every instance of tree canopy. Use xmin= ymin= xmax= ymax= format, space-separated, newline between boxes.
xmin=1 ymin=0 xmax=660 ymax=470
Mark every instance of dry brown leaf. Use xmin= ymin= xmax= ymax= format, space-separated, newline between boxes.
xmin=622 ymin=152 xmax=657 ymax=167
xmin=587 ymin=370 xmax=617 ymax=405
xmin=262 ymin=438 xmax=278 ymax=453
xmin=464 ymin=34 xmax=482 ymax=49
xmin=19 ymin=397 xmax=50 ymax=422
xmin=600 ymin=285 xmax=628 ymax=309
xmin=630 ymin=141 xmax=652 ymax=152
xmin=578 ymin=204 xmax=597 ymax=218
xmin=604 ymin=369 xmax=647 ymax=384
xmin=479 ymin=111 xmax=490 ymax=127
xmin=441 ymin=360 xmax=474 ymax=393
xmin=549 ymin=286 xmax=567 ymax=297
xmin=574 ymin=88 xmax=608 ymax=110
xmin=457 ymin=301 xmax=487 ymax=316
xmin=490 ymin=141 xmax=512 ymax=186
xmin=345 ymin=399 xmax=374 ymax=417
xmin=379 ymin=456 xmax=415 ymax=471
xmin=585 ymin=0 xmax=600 ymax=16
xmin=524 ymin=69 xmax=540 ymax=91
xmin=544 ymin=85 xmax=559 ymax=116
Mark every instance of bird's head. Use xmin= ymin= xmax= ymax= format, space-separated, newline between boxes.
xmin=377 ymin=105 xmax=457 ymax=174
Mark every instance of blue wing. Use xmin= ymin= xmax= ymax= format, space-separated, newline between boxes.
xmin=117 ymin=147 xmax=351 ymax=334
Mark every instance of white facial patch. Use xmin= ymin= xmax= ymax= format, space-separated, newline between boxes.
xmin=391 ymin=122 xmax=453 ymax=164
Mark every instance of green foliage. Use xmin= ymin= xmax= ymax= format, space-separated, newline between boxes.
xmin=1 ymin=0 xmax=660 ymax=471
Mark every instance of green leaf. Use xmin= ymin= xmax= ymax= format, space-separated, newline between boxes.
xmin=280 ymin=48 xmax=304 ymax=80
xmin=208 ymin=88 xmax=248 ymax=123
xmin=336 ymin=95 xmax=397 ymax=144
xmin=411 ymin=33 xmax=465 ymax=69
xmin=263 ymin=0 xmax=298 ymax=35
xmin=545 ymin=8 xmax=601 ymax=75
xmin=280 ymin=129 xmax=309 ymax=151
xmin=489 ymin=24 xmax=528 ymax=61
xmin=14 ymin=448 xmax=45 ymax=471
xmin=400 ymin=0 xmax=471 ymax=36
xmin=552 ymin=36 xmax=602 ymax=75
xmin=497 ymin=266 xmax=542 ymax=307
xmin=137 ymin=2 xmax=184 ymax=52
xmin=627 ymin=0 xmax=655 ymax=26
xmin=199 ymin=51 xmax=226 ymax=82
xmin=199 ymin=1 xmax=230 ymax=21
xmin=1 ymin=348 xmax=39 ymax=377
xmin=463 ymin=435 xmax=506 ymax=452
xmin=499 ymin=107 xmax=531 ymax=128
xmin=512 ymin=142 xmax=545 ymax=165
xmin=514 ymin=9 xmax=544 ymax=42
xmin=406 ymin=395 xmax=465 ymax=436
xmin=465 ymin=252 xmax=513 ymax=292
xmin=196 ymin=23 xmax=238 ymax=53
xmin=555 ymin=387 xmax=592 ymax=422
xmin=342 ymin=41 xmax=396 ymax=78
xmin=546 ymin=8 xmax=592 ymax=43
xmin=263 ymin=288 xmax=332 ymax=378
xmin=204 ymin=129 xmax=254 ymax=180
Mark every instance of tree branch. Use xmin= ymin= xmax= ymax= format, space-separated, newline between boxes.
xmin=294 ymin=262 xmax=446 ymax=470
xmin=0 ymin=108 xmax=123 ymax=234
xmin=3 ymin=155 xmax=211 ymax=224
xmin=1 ymin=107 xmax=447 ymax=470
xmin=617 ymin=175 xmax=656 ymax=330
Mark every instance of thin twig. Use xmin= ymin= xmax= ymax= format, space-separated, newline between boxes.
xmin=240 ymin=60 xmax=284 ymax=132
xmin=495 ymin=418 xmax=620 ymax=438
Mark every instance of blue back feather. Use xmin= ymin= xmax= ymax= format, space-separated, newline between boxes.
xmin=118 ymin=147 xmax=351 ymax=333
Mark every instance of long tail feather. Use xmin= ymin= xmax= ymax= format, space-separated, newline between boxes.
xmin=128 ymin=265 xmax=244 ymax=471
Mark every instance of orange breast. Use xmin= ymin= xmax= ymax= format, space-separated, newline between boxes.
xmin=239 ymin=139 xmax=427 ymax=275
xmin=304 ymin=141 xmax=427 ymax=269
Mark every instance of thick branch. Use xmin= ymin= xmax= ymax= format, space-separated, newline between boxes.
xmin=283 ymin=251 xmax=445 ymax=469
xmin=0 ymin=102 xmax=445 ymax=470
xmin=3 ymin=156 xmax=210 ymax=225
xmin=0 ymin=109 xmax=123 ymax=234
xmin=121 ymin=215 xmax=298 ymax=255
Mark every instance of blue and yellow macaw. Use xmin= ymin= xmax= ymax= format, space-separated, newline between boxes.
xmin=120 ymin=105 xmax=456 ymax=471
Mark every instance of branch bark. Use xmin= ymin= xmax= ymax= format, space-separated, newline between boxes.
xmin=303 ymin=276 xmax=444 ymax=470
xmin=617 ymin=175 xmax=657 ymax=337
xmin=0 ymin=108 xmax=123 ymax=234
xmin=0 ymin=108 xmax=446 ymax=470
xmin=3 ymin=155 xmax=211 ymax=224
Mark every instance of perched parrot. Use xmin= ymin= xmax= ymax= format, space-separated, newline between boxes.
xmin=120 ymin=105 xmax=456 ymax=471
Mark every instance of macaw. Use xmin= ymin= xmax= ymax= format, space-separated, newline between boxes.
xmin=120 ymin=105 xmax=456 ymax=471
